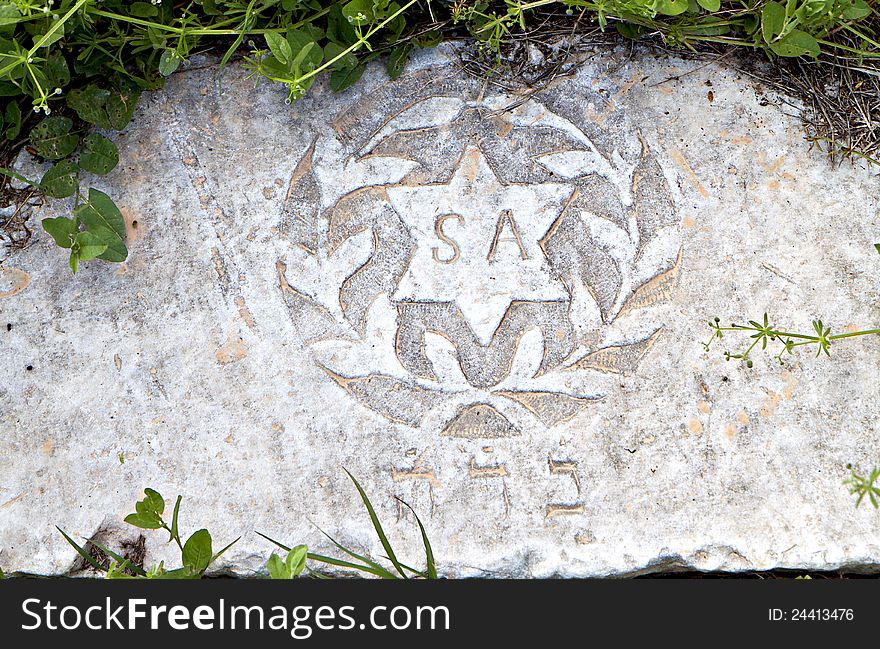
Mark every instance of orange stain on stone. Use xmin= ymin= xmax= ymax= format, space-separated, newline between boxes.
xmin=215 ymin=333 xmax=247 ymax=365
xmin=0 ymin=268 xmax=31 ymax=299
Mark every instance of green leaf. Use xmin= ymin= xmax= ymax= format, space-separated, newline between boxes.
xmin=342 ymin=0 xmax=374 ymax=25
xmin=73 ymin=232 xmax=108 ymax=262
xmin=143 ymin=488 xmax=165 ymax=514
xmin=655 ymin=0 xmax=689 ymax=15
xmin=267 ymin=553 xmax=288 ymax=579
xmin=265 ymin=31 xmax=292 ymax=65
xmin=106 ymin=561 xmax=139 ymax=579
xmin=67 ymin=80 xmax=141 ymax=131
xmin=124 ymin=512 xmax=163 ymax=529
xmin=39 ymin=161 xmax=79 ymax=198
xmin=761 ymin=1 xmax=786 ymax=43
xmin=286 ymin=544 xmax=308 ymax=576
xmin=326 ymin=5 xmax=359 ymax=46
xmin=323 ymin=42 xmax=357 ymax=70
xmin=41 ymin=216 xmax=78 ymax=248
xmin=315 ymin=523 xmax=399 ymax=578
xmin=387 ymin=43 xmax=412 ymax=80
xmin=29 ymin=116 xmax=78 ymax=160
xmin=769 ymin=29 xmax=820 ymax=57
xmin=130 ymin=2 xmax=160 ymax=18
xmin=79 ymin=134 xmax=119 ymax=175
xmin=33 ymin=20 xmax=64 ymax=48
xmin=255 ymin=531 xmax=291 ymax=551
xmin=874 ymin=243 xmax=880 ymax=254
xmin=0 ymin=5 xmax=22 ymax=27
xmin=413 ymin=29 xmax=442 ymax=48
xmin=696 ymin=0 xmax=720 ymax=10
xmin=147 ymin=27 xmax=167 ymax=49
xmin=182 ymin=529 xmax=213 ymax=575
xmin=841 ymin=0 xmax=871 ymax=20
xmin=73 ymin=188 xmax=128 ymax=262
xmin=4 ymin=101 xmax=21 ymax=141
xmin=0 ymin=567 xmax=5 ymax=579
xmin=287 ymin=29 xmax=322 ymax=71
xmin=67 ymin=85 xmax=109 ymax=125
xmin=330 ymin=63 xmax=365 ymax=92
xmin=170 ymin=495 xmax=182 ymax=544
xmin=44 ymin=51 xmax=70 ymax=89
xmin=124 ymin=487 xmax=165 ymax=528
xmin=310 ymin=541 xmax=396 ymax=578
xmin=152 ymin=566 xmax=201 ymax=580
xmin=158 ymin=49 xmax=182 ymax=77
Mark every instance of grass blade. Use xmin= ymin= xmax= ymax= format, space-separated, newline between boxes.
xmin=255 ymin=531 xmax=291 ymax=551
xmin=317 ymin=527 xmax=398 ymax=579
xmin=56 ymin=526 xmax=105 ymax=573
xmin=382 ymin=557 xmax=427 ymax=578
xmin=89 ymin=540 xmax=147 ymax=577
xmin=344 ymin=468 xmax=407 ymax=578
xmin=212 ymin=536 xmax=241 ymax=562
xmin=306 ymin=552 xmax=392 ymax=578
xmin=396 ymin=497 xmax=436 ymax=579
xmin=256 ymin=530 xmax=396 ymax=578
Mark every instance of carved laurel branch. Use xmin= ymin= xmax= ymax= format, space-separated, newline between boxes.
xmin=276 ymin=65 xmax=681 ymax=433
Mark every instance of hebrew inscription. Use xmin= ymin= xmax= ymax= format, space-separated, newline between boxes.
xmin=276 ymin=62 xmax=681 ymax=438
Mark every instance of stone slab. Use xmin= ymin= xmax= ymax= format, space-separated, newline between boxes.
xmin=1 ymin=43 xmax=879 ymax=577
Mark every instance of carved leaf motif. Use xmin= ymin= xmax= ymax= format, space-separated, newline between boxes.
xmin=330 ymin=67 xmax=483 ymax=148
xmin=319 ymin=364 xmax=447 ymax=427
xmin=280 ymin=139 xmax=321 ymax=254
xmin=495 ymin=391 xmax=603 ymax=426
xmin=276 ymin=261 xmax=346 ymax=343
xmin=541 ymin=207 xmax=623 ymax=324
xmin=618 ymin=248 xmax=683 ymax=319
xmin=631 ymin=131 xmax=678 ymax=252
xmin=362 ymin=109 xmax=559 ymax=186
xmin=324 ymin=188 xmax=416 ymax=335
xmin=578 ymin=244 xmax=623 ymax=324
xmin=441 ymin=403 xmax=521 ymax=439
xmin=325 ymin=187 xmax=389 ymax=254
xmin=567 ymin=328 xmax=664 ymax=375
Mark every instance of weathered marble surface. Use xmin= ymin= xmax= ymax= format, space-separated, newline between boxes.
xmin=1 ymin=43 xmax=879 ymax=577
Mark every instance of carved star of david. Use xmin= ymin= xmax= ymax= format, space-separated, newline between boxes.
xmin=386 ymin=145 xmax=574 ymax=344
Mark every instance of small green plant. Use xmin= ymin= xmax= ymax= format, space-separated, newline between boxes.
xmin=259 ymin=469 xmax=437 ymax=579
xmin=1 ymin=1 xmax=879 ymax=273
xmin=267 ymin=544 xmax=309 ymax=579
xmin=58 ymin=487 xmax=239 ymax=579
xmin=703 ymin=313 xmax=880 ymax=366
xmin=845 ymin=465 xmax=880 ymax=508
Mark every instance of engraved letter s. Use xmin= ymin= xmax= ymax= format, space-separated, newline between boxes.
xmin=432 ymin=214 xmax=463 ymax=264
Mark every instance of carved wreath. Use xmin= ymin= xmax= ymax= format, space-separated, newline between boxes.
xmin=275 ymin=64 xmax=681 ymax=437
